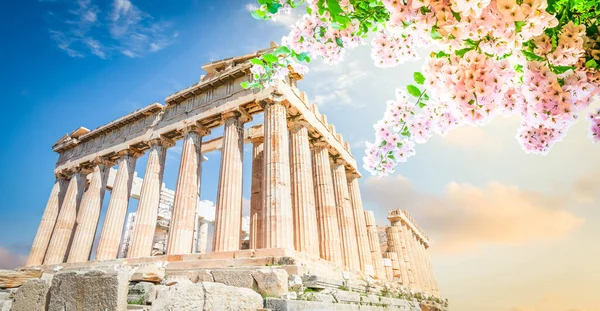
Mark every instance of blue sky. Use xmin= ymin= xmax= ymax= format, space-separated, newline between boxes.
xmin=1 ymin=1 xmax=599 ymax=310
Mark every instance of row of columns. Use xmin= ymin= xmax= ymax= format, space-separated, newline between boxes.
xmin=27 ymin=98 xmax=374 ymax=279
xmin=387 ymin=219 xmax=440 ymax=296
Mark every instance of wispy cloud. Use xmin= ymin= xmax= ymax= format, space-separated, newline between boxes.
xmin=44 ymin=0 xmax=177 ymax=59
xmin=0 ymin=246 xmax=26 ymax=269
xmin=308 ymin=60 xmax=368 ymax=108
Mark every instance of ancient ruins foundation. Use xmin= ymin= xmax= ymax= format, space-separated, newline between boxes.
xmin=14 ymin=45 xmax=445 ymax=310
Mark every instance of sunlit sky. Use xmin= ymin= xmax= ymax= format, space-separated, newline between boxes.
xmin=0 ymin=1 xmax=599 ymax=310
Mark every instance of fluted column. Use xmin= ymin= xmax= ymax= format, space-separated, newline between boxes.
xmin=383 ymin=250 xmax=401 ymax=281
xmin=417 ymin=239 xmax=433 ymax=295
xmin=424 ymin=245 xmax=440 ymax=296
xmin=249 ymin=137 xmax=265 ymax=250
xmin=312 ymin=142 xmax=343 ymax=265
xmin=197 ymin=219 xmax=209 ymax=254
xmin=167 ymin=125 xmax=209 ymax=255
xmin=404 ymin=226 xmax=423 ymax=290
xmin=44 ymin=170 xmax=86 ymax=264
xmin=262 ymin=100 xmax=293 ymax=249
xmin=26 ymin=176 xmax=69 ymax=266
xmin=128 ymin=137 xmax=173 ymax=258
xmin=386 ymin=226 xmax=409 ymax=285
xmin=213 ymin=112 xmax=246 ymax=252
xmin=289 ymin=121 xmax=319 ymax=256
xmin=365 ymin=210 xmax=386 ymax=280
xmin=347 ymin=175 xmax=373 ymax=275
xmin=331 ymin=160 xmax=359 ymax=271
xmin=398 ymin=222 xmax=416 ymax=288
xmin=67 ymin=159 xmax=112 ymax=263
xmin=96 ymin=150 xmax=139 ymax=260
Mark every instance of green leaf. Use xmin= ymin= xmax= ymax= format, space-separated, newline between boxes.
xmin=455 ymin=47 xmax=473 ymax=57
xmin=265 ymin=2 xmax=282 ymax=14
xmin=417 ymin=101 xmax=426 ymax=108
xmin=451 ymin=9 xmax=461 ymax=22
xmin=514 ymin=21 xmax=526 ymax=33
xmin=586 ymin=59 xmax=598 ymax=69
xmin=413 ymin=72 xmax=425 ymax=85
xmin=419 ymin=6 xmax=431 ymax=15
xmin=241 ymin=81 xmax=251 ymax=89
xmin=406 ymin=85 xmax=421 ymax=97
xmin=251 ymin=10 xmax=266 ymax=20
xmin=434 ymin=50 xmax=450 ymax=58
xmin=551 ymin=65 xmax=575 ymax=74
xmin=326 ymin=0 xmax=344 ymax=16
xmin=335 ymin=37 xmax=344 ymax=47
xmin=306 ymin=6 xmax=312 ymax=15
xmin=430 ymin=26 xmax=442 ymax=40
xmin=273 ymin=46 xmax=291 ymax=56
xmin=467 ymin=99 xmax=474 ymax=105
xmin=262 ymin=53 xmax=278 ymax=64
xmin=522 ymin=50 xmax=545 ymax=62
xmin=249 ymin=58 xmax=264 ymax=65
xmin=296 ymin=52 xmax=310 ymax=63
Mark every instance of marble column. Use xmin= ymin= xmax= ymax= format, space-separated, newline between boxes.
xmin=383 ymin=251 xmax=401 ymax=281
xmin=96 ymin=150 xmax=139 ymax=261
xmin=396 ymin=222 xmax=416 ymax=288
xmin=364 ymin=210 xmax=386 ymax=280
xmin=67 ymin=159 xmax=112 ymax=263
xmin=249 ymin=137 xmax=264 ymax=250
xmin=26 ymin=175 xmax=69 ymax=266
xmin=262 ymin=100 xmax=293 ymax=249
xmin=311 ymin=142 xmax=343 ymax=265
xmin=167 ymin=125 xmax=209 ymax=255
xmin=418 ymin=239 xmax=433 ymax=295
xmin=213 ymin=112 xmax=246 ymax=252
xmin=44 ymin=170 xmax=86 ymax=264
xmin=386 ymin=226 xmax=409 ymax=285
xmin=128 ymin=137 xmax=173 ymax=258
xmin=331 ymin=159 xmax=359 ymax=271
xmin=197 ymin=219 xmax=209 ymax=254
xmin=347 ymin=174 xmax=373 ymax=276
xmin=404 ymin=227 xmax=423 ymax=291
xmin=382 ymin=252 xmax=395 ymax=281
xmin=289 ymin=121 xmax=319 ymax=256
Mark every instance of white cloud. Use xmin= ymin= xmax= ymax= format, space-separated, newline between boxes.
xmin=307 ymin=60 xmax=368 ymax=108
xmin=362 ymin=175 xmax=584 ymax=254
xmin=46 ymin=0 xmax=176 ymax=59
xmin=0 ymin=247 xmax=26 ymax=269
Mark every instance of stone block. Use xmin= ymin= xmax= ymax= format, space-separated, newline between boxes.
xmin=234 ymin=249 xmax=255 ymax=258
xmin=202 ymin=282 xmax=262 ymax=311
xmin=127 ymin=282 xmax=155 ymax=305
xmin=332 ymin=289 xmax=361 ymax=304
xmin=48 ymin=269 xmax=129 ymax=311
xmin=131 ymin=265 xmax=165 ymax=283
xmin=151 ymin=283 xmax=205 ymax=311
xmin=0 ymin=269 xmax=42 ymax=288
xmin=165 ymin=270 xmax=199 ymax=283
xmin=166 ymin=259 xmax=235 ymax=270
xmin=11 ymin=279 xmax=50 ymax=311
xmin=211 ymin=269 xmax=255 ymax=288
xmin=0 ymin=299 xmax=12 ymax=311
xmin=146 ymin=285 xmax=167 ymax=304
xmin=254 ymin=248 xmax=293 ymax=258
xmin=200 ymin=251 xmax=236 ymax=260
xmin=251 ymin=268 xmax=289 ymax=297
xmin=234 ymin=257 xmax=275 ymax=266
xmin=197 ymin=270 xmax=214 ymax=282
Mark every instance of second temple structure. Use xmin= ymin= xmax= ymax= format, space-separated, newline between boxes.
xmin=24 ymin=45 xmax=440 ymax=298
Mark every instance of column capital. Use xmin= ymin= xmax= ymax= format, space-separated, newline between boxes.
xmin=250 ymin=136 xmax=264 ymax=144
xmin=269 ymin=92 xmax=285 ymax=103
xmin=149 ymin=136 xmax=176 ymax=148
xmin=222 ymin=107 xmax=252 ymax=123
xmin=288 ymin=119 xmax=310 ymax=132
xmin=92 ymin=156 xmax=115 ymax=168
xmin=310 ymin=137 xmax=329 ymax=150
xmin=330 ymin=157 xmax=346 ymax=167
xmin=346 ymin=171 xmax=362 ymax=181
xmin=118 ymin=148 xmax=143 ymax=159
xmin=181 ymin=123 xmax=211 ymax=137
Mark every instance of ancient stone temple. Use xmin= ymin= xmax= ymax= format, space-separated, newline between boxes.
xmin=15 ymin=45 xmax=446 ymax=311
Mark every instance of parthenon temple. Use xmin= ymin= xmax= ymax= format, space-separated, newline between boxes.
xmin=25 ymin=45 xmax=440 ymax=299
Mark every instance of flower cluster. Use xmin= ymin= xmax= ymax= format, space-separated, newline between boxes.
xmin=249 ymin=0 xmax=600 ymax=176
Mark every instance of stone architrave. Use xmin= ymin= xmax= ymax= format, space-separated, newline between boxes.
xmin=249 ymin=137 xmax=265 ymax=250
xmin=129 ymin=137 xmax=174 ymax=258
xmin=44 ymin=170 xmax=86 ymax=265
xmin=331 ymin=159 xmax=359 ymax=271
xmin=96 ymin=150 xmax=139 ymax=261
xmin=289 ymin=121 xmax=319 ymax=256
xmin=364 ymin=210 xmax=386 ymax=280
xmin=167 ymin=125 xmax=209 ymax=255
xmin=311 ymin=141 xmax=343 ymax=266
xmin=67 ymin=159 xmax=112 ymax=263
xmin=262 ymin=99 xmax=294 ymax=249
xmin=347 ymin=174 xmax=373 ymax=275
xmin=26 ymin=176 xmax=69 ymax=266
xmin=213 ymin=111 xmax=247 ymax=252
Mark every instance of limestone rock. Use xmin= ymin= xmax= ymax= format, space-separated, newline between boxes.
xmin=211 ymin=269 xmax=255 ymax=288
xmin=131 ymin=265 xmax=165 ymax=284
xmin=332 ymin=289 xmax=361 ymax=304
xmin=128 ymin=282 xmax=155 ymax=305
xmin=251 ymin=268 xmax=288 ymax=297
xmin=146 ymin=285 xmax=167 ymax=304
xmin=151 ymin=283 xmax=205 ymax=311
xmin=202 ymin=282 xmax=262 ymax=311
xmin=0 ymin=299 xmax=12 ymax=311
xmin=151 ymin=282 xmax=262 ymax=311
xmin=197 ymin=270 xmax=214 ymax=282
xmin=11 ymin=279 xmax=50 ymax=311
xmin=0 ymin=269 xmax=42 ymax=288
xmin=47 ymin=271 xmax=82 ymax=311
